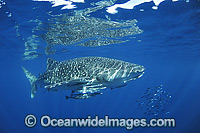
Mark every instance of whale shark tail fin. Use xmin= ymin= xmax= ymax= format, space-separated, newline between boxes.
xmin=22 ymin=66 xmax=37 ymax=98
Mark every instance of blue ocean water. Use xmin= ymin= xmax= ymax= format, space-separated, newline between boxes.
xmin=0 ymin=0 xmax=200 ymax=132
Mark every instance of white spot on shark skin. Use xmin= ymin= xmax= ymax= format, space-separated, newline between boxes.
xmin=33 ymin=0 xmax=84 ymax=9
xmin=106 ymin=0 xmax=181 ymax=14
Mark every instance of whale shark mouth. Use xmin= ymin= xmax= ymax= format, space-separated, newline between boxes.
xmin=126 ymin=71 xmax=144 ymax=82
xmin=135 ymin=71 xmax=144 ymax=78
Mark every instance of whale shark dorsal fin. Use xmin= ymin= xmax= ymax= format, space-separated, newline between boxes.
xmin=47 ymin=58 xmax=59 ymax=70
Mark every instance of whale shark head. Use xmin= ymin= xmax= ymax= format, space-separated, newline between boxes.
xmin=128 ymin=65 xmax=145 ymax=79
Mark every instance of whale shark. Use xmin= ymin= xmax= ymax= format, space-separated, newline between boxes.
xmin=22 ymin=57 xmax=145 ymax=99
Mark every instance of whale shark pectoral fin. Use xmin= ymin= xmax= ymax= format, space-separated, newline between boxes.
xmin=103 ymin=78 xmax=128 ymax=90
xmin=111 ymin=83 xmax=127 ymax=90
xmin=67 ymin=79 xmax=89 ymax=86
